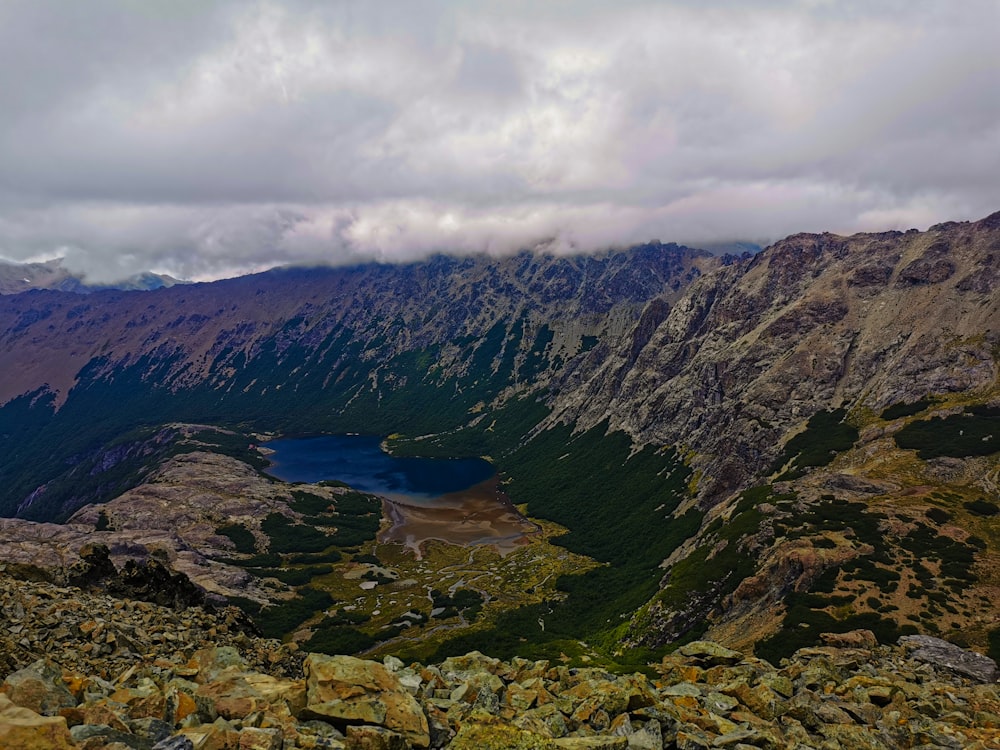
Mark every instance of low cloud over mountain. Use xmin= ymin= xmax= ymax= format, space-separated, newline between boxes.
xmin=0 ymin=1 xmax=997 ymax=281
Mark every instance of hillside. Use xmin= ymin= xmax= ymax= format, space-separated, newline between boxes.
xmin=0 ymin=216 xmax=996 ymax=670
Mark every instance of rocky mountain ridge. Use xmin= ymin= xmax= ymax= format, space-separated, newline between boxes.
xmin=550 ymin=216 xmax=999 ymax=502
xmin=0 ymin=258 xmax=186 ymax=296
xmin=0 ymin=243 xmax=714 ymax=410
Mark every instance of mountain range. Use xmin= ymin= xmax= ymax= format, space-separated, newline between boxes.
xmin=0 ymin=214 xmax=996 ymax=669
xmin=0 ymin=257 xmax=186 ymax=296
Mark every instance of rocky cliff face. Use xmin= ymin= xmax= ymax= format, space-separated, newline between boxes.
xmin=552 ymin=217 xmax=999 ymax=503
xmin=0 ymin=244 xmax=713 ymax=410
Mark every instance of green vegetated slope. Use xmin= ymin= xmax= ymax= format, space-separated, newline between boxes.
xmin=217 ymin=409 xmax=706 ymax=668
xmin=223 ymin=488 xmax=382 ymax=639
xmin=755 ymin=491 xmax=989 ymax=663
xmin=0 ymin=299 xmax=710 ymax=664
xmin=0 ymin=315 xmax=548 ymax=520
xmin=894 ymin=405 xmax=999 ymax=458
xmin=406 ymin=419 xmax=702 ymax=667
xmin=1 ymin=227 xmax=997 ymax=664
xmin=769 ymin=408 xmax=859 ymax=481
xmin=623 ymin=390 xmax=1000 ymax=662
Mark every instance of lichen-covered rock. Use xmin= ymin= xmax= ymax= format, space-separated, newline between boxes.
xmin=303 ymin=654 xmax=430 ymax=748
xmin=152 ymin=737 xmax=196 ymax=750
xmin=0 ymin=693 xmax=75 ymax=750
xmin=151 ymin=735 xmax=194 ymax=750
xmin=677 ymin=642 xmax=742 ymax=666
xmin=2 ymin=566 xmax=1000 ymax=749
xmin=900 ymin=635 xmax=1000 ymax=684
xmin=445 ymin=722 xmax=554 ymax=750
xmin=1 ymin=659 xmax=77 ymax=716
xmin=552 ymin=736 xmax=627 ymax=749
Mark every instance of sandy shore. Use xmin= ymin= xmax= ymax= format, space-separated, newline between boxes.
xmin=378 ymin=478 xmax=539 ymax=558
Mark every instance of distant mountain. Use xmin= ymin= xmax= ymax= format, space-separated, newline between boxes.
xmin=0 ymin=218 xmax=996 ymax=666
xmin=691 ymin=240 xmax=764 ymax=256
xmin=0 ymin=257 xmax=187 ymax=295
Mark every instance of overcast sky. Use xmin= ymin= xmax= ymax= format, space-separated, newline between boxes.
xmin=0 ymin=1 xmax=997 ymax=281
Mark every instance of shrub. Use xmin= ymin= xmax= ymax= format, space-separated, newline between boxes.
xmin=261 ymin=513 xmax=334 ymax=553
xmin=289 ymin=490 xmax=332 ymax=515
xmin=217 ymin=524 xmax=257 ymax=554
xmin=305 ymin=627 xmax=376 ymax=655
xmin=771 ymin=409 xmax=858 ymax=479
xmin=251 ymin=565 xmax=334 ymax=586
xmin=964 ymin=499 xmax=999 ymax=516
xmin=925 ymin=507 xmax=952 ymax=525
xmin=989 ymin=628 xmax=1000 ymax=663
xmin=880 ymin=398 xmax=933 ymax=421
xmin=895 ymin=409 xmax=999 ymax=459
xmin=231 ymin=587 xmax=333 ymax=639
xmin=95 ymin=511 xmax=112 ymax=532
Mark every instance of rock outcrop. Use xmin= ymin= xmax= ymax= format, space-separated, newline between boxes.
xmin=0 ymin=448 xmax=347 ymax=604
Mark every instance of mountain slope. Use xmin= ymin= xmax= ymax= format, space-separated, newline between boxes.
xmin=553 ymin=216 xmax=999 ymax=503
xmin=0 ymin=218 xmax=997 ymax=662
xmin=0 ymin=244 xmax=715 ymax=520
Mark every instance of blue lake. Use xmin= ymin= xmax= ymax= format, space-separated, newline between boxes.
xmin=262 ymin=435 xmax=495 ymax=500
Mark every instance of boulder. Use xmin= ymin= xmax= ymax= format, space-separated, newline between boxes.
xmin=238 ymin=726 xmax=284 ymax=750
xmin=899 ymin=635 xmax=999 ymax=684
xmin=1 ymin=659 xmax=77 ymax=716
xmin=0 ymin=693 xmax=75 ymax=750
xmin=195 ymin=671 xmax=305 ymax=721
xmin=303 ymin=654 xmax=430 ymax=748
xmin=626 ymin=719 xmax=662 ymax=750
xmin=677 ymin=642 xmax=743 ymax=666
xmin=346 ymin=724 xmax=408 ymax=750
xmin=820 ymin=630 xmax=878 ymax=649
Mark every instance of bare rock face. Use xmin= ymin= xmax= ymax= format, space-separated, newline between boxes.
xmin=0 ymin=245 xmax=716 ymax=410
xmin=551 ymin=215 xmax=1000 ymax=505
xmin=0 ymin=450 xmax=336 ymax=603
xmin=67 ymin=543 xmax=208 ymax=611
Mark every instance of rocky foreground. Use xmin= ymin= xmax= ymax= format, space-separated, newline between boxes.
xmin=2 ymin=573 xmax=999 ymax=749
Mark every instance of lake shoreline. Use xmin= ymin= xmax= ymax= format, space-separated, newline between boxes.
xmin=378 ymin=477 xmax=540 ymax=559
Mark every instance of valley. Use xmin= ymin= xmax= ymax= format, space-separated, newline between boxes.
xmin=3 ymin=7 xmax=997 ymax=746
xmin=0 ymin=217 xmax=997 ymax=672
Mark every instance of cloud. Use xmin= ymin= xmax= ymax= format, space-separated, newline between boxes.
xmin=0 ymin=0 xmax=997 ymax=281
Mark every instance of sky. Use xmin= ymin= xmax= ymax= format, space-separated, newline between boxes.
xmin=0 ymin=1 xmax=998 ymax=282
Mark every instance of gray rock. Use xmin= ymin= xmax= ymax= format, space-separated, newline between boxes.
xmin=70 ymin=724 xmax=146 ymax=749
xmin=899 ymin=635 xmax=999 ymax=684
xmin=129 ymin=717 xmax=174 ymax=743
xmin=151 ymin=737 xmax=195 ymax=750
xmin=677 ymin=642 xmax=743 ymax=665
xmin=2 ymin=659 xmax=76 ymax=716
xmin=627 ymin=719 xmax=662 ymax=750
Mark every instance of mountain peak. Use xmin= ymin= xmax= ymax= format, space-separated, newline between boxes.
xmin=0 ymin=258 xmax=189 ymax=295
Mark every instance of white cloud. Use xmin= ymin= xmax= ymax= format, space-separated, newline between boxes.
xmin=0 ymin=0 xmax=997 ymax=281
